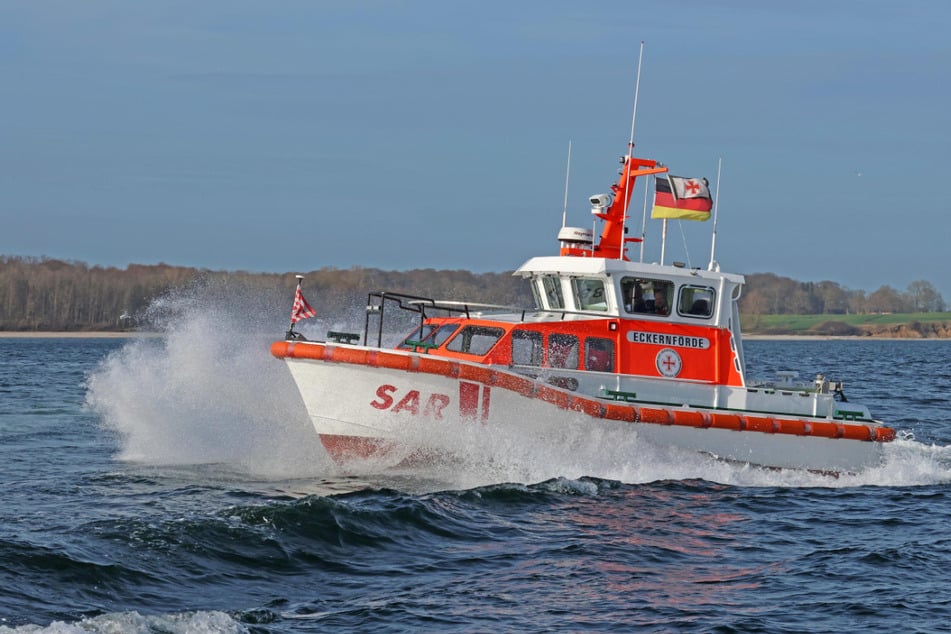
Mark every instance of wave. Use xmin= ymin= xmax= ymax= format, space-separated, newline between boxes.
xmin=0 ymin=610 xmax=247 ymax=634
xmin=4 ymin=473 xmax=950 ymax=633
xmin=85 ymin=280 xmax=331 ymax=478
xmin=84 ymin=280 xmax=951 ymax=491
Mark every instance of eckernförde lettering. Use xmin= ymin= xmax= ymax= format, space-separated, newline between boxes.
xmin=627 ymin=331 xmax=710 ymax=349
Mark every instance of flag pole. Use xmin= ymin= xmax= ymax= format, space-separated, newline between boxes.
xmin=707 ymin=158 xmax=722 ymax=271
xmin=621 ymin=41 xmax=646 ymax=260
xmin=659 ymin=171 xmax=674 ymax=265
xmin=660 ymin=219 xmax=668 ymax=266
xmin=288 ymin=274 xmax=304 ymax=335
xmin=639 ymin=173 xmax=650 ymax=262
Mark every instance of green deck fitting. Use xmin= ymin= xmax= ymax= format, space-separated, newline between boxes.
xmin=404 ymin=340 xmax=439 ymax=353
xmin=327 ymin=331 xmax=361 ymax=344
xmin=606 ymin=389 xmax=638 ymax=402
xmin=835 ymin=409 xmax=864 ymax=421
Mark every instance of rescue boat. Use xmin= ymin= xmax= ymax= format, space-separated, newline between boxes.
xmin=271 ymin=113 xmax=896 ymax=475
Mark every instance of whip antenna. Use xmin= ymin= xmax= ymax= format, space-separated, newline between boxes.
xmin=561 ymin=140 xmax=572 ymax=228
xmin=708 ymin=158 xmax=723 ymax=270
xmin=621 ymin=41 xmax=646 ymax=251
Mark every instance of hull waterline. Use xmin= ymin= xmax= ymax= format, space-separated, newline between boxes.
xmin=274 ymin=341 xmax=891 ymax=473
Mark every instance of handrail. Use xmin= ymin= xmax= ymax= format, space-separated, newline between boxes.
xmin=407 ymin=299 xmax=530 ymax=319
xmin=363 ymin=289 xmax=619 ymax=349
xmin=364 ymin=291 xmax=436 ymax=348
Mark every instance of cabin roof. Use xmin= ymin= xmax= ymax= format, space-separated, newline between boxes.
xmin=515 ymin=256 xmax=746 ymax=286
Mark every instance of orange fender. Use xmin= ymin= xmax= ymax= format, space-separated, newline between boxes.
xmin=840 ymin=424 xmax=875 ymax=441
xmin=672 ymin=410 xmax=710 ymax=428
xmin=638 ymin=407 xmax=674 ymax=424
xmin=776 ymin=419 xmax=807 ymax=436
xmin=876 ymin=427 xmax=897 ymax=442
xmin=710 ymin=413 xmax=743 ymax=431
xmin=744 ymin=416 xmax=779 ymax=433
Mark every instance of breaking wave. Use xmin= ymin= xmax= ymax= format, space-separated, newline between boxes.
xmin=85 ymin=280 xmax=951 ymax=490
xmin=0 ymin=611 xmax=246 ymax=634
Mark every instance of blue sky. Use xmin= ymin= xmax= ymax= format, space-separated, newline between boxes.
xmin=2 ymin=1 xmax=949 ymax=299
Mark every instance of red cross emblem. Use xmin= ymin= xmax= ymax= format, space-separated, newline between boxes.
xmin=655 ymin=348 xmax=682 ymax=377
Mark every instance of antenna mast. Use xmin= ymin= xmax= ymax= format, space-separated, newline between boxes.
xmin=621 ymin=41 xmax=646 ymax=256
xmin=561 ymin=140 xmax=572 ymax=228
xmin=708 ymin=158 xmax=723 ymax=270
xmin=587 ymin=42 xmax=667 ymax=260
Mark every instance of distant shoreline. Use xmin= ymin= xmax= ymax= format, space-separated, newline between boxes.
xmin=0 ymin=331 xmax=148 ymax=339
xmin=741 ymin=334 xmax=949 ymax=341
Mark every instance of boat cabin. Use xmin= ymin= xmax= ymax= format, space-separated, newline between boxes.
xmin=379 ymin=255 xmax=748 ymax=390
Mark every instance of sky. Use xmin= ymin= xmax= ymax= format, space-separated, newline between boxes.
xmin=2 ymin=1 xmax=949 ymax=299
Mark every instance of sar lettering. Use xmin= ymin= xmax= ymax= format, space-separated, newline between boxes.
xmin=370 ymin=384 xmax=451 ymax=420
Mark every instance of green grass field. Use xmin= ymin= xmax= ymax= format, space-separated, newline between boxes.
xmin=742 ymin=312 xmax=951 ymax=334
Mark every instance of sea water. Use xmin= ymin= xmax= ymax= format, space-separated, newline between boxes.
xmin=1 ymin=290 xmax=950 ymax=632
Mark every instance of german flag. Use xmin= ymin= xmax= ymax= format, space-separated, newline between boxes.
xmin=651 ymin=175 xmax=712 ymax=221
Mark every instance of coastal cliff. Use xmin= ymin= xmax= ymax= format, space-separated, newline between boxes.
xmin=860 ymin=321 xmax=951 ymax=338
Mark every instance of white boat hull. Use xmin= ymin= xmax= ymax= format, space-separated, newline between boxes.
xmin=278 ymin=342 xmax=887 ymax=473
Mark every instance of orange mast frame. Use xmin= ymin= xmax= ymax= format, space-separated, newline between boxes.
xmin=593 ymin=156 xmax=668 ymax=260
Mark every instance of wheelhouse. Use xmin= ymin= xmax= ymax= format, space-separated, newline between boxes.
xmin=367 ymin=255 xmax=748 ymax=389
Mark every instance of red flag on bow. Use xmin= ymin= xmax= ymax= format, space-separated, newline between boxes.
xmin=290 ymin=283 xmax=316 ymax=324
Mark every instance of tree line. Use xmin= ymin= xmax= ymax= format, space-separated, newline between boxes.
xmin=0 ymin=256 xmax=945 ymax=331
xmin=0 ymin=256 xmax=529 ymax=331
xmin=741 ymin=273 xmax=946 ymax=315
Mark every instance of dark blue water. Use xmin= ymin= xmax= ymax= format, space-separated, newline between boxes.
xmin=2 ymin=329 xmax=951 ymax=633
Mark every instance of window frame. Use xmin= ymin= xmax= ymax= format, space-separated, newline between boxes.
xmin=677 ymin=285 xmax=716 ymax=319
xmin=541 ymin=275 xmax=565 ymax=310
xmin=620 ymin=276 xmax=675 ymax=317
xmin=584 ymin=337 xmax=615 ymax=372
xmin=511 ymin=329 xmax=544 ymax=366
xmin=445 ymin=325 xmax=505 ymax=356
xmin=398 ymin=323 xmax=460 ymax=350
xmin=571 ymin=277 xmax=608 ymax=312
xmin=547 ymin=333 xmax=580 ymax=369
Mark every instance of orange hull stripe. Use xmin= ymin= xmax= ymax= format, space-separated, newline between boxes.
xmin=271 ymin=341 xmax=895 ymax=444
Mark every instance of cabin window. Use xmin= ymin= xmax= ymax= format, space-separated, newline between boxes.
xmin=432 ymin=324 xmax=460 ymax=346
xmin=511 ymin=330 xmax=543 ymax=366
xmin=548 ymin=333 xmax=580 ymax=369
xmin=530 ymin=281 xmax=544 ymax=311
xmin=620 ymin=277 xmax=674 ymax=316
xmin=445 ymin=326 xmax=505 ymax=356
xmin=398 ymin=323 xmax=459 ymax=350
xmin=398 ymin=324 xmax=435 ymax=349
xmin=571 ymin=277 xmax=608 ymax=311
xmin=541 ymin=276 xmax=564 ymax=310
xmin=678 ymin=285 xmax=716 ymax=319
xmin=585 ymin=337 xmax=615 ymax=372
